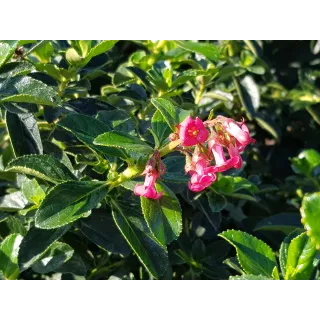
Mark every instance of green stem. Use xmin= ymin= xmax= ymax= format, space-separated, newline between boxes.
xmin=306 ymin=106 xmax=320 ymax=126
xmin=88 ymin=260 xmax=125 ymax=280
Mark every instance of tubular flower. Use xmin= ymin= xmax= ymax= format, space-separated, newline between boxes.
xmin=209 ymin=141 xmax=241 ymax=172
xmin=187 ymin=152 xmax=217 ymax=192
xmin=215 ymin=116 xmax=256 ymax=150
xmin=134 ymin=150 xmax=165 ymax=200
xmin=178 ymin=116 xmax=208 ymax=147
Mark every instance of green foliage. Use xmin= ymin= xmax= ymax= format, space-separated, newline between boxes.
xmin=0 ymin=40 xmax=320 ymax=280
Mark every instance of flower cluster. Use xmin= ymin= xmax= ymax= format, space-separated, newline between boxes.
xmin=178 ymin=115 xmax=255 ymax=193
xmin=134 ymin=115 xmax=255 ymax=200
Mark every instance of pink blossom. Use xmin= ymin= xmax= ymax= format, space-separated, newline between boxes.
xmin=134 ymin=172 xmax=163 ymax=200
xmin=216 ymin=116 xmax=255 ymax=150
xmin=134 ymin=150 xmax=164 ymax=200
xmin=178 ymin=116 xmax=208 ymax=147
xmin=187 ymin=153 xmax=217 ymax=192
xmin=209 ymin=142 xmax=241 ymax=172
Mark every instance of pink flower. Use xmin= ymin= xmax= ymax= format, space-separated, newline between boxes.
xmin=134 ymin=150 xmax=164 ymax=200
xmin=187 ymin=153 xmax=217 ymax=192
xmin=178 ymin=116 xmax=208 ymax=147
xmin=215 ymin=116 xmax=255 ymax=150
xmin=134 ymin=172 xmax=163 ymax=200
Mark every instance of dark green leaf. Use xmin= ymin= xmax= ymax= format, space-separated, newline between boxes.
xmin=6 ymin=112 xmax=43 ymax=157
xmin=57 ymin=113 xmax=127 ymax=158
xmin=233 ymin=75 xmax=259 ymax=119
xmin=207 ymin=192 xmax=227 ymax=212
xmin=55 ymin=254 xmax=87 ymax=276
xmin=32 ymin=242 xmax=74 ymax=274
xmin=151 ymin=110 xmax=171 ymax=148
xmin=162 ymin=156 xmax=189 ymax=183
xmin=6 ymin=155 xmax=77 ymax=184
xmin=111 ymin=200 xmax=169 ymax=278
xmin=0 ymin=76 xmax=60 ymax=106
xmin=78 ymin=209 xmax=131 ymax=256
xmin=18 ymin=225 xmax=71 ymax=271
xmin=35 ymin=181 xmax=107 ymax=229
xmin=141 ymin=182 xmax=182 ymax=245
xmin=151 ymin=98 xmax=179 ymax=131
xmin=0 ymin=61 xmax=35 ymax=79
xmin=254 ymin=213 xmax=303 ymax=234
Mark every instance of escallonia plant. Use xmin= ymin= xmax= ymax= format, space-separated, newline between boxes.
xmin=1 ymin=40 xmax=320 ymax=280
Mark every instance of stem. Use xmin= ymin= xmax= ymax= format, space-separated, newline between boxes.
xmin=87 ymin=260 xmax=125 ymax=280
xmin=159 ymin=139 xmax=181 ymax=157
xmin=306 ymin=106 xmax=320 ymax=126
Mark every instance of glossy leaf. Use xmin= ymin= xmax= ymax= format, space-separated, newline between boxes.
xmin=254 ymin=213 xmax=303 ymax=234
xmin=285 ymin=232 xmax=317 ymax=280
xmin=291 ymin=149 xmax=320 ymax=177
xmin=111 ymin=200 xmax=169 ymax=278
xmin=18 ymin=225 xmax=71 ymax=271
xmin=301 ymin=192 xmax=320 ymax=249
xmin=94 ymin=131 xmax=153 ymax=155
xmin=6 ymin=155 xmax=77 ymax=184
xmin=175 ymin=41 xmax=220 ymax=62
xmin=151 ymin=98 xmax=179 ymax=131
xmin=151 ymin=110 xmax=171 ymax=148
xmin=162 ymin=156 xmax=189 ymax=183
xmin=230 ymin=274 xmax=271 ymax=280
xmin=0 ymin=76 xmax=60 ymax=106
xmin=58 ymin=113 xmax=127 ymax=158
xmin=32 ymin=242 xmax=74 ymax=274
xmin=0 ymin=233 xmax=23 ymax=280
xmin=219 ymin=230 xmax=277 ymax=277
xmin=78 ymin=209 xmax=131 ymax=256
xmin=141 ymin=182 xmax=182 ymax=245
xmin=35 ymin=181 xmax=107 ymax=229
xmin=0 ymin=191 xmax=28 ymax=212
xmin=6 ymin=112 xmax=43 ymax=157
xmin=21 ymin=178 xmax=46 ymax=205
xmin=0 ymin=40 xmax=18 ymax=68
xmin=0 ymin=61 xmax=35 ymax=79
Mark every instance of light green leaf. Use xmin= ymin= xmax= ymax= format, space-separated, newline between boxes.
xmin=279 ymin=229 xmax=303 ymax=277
xmin=301 ymin=192 xmax=320 ymax=249
xmin=175 ymin=41 xmax=220 ymax=62
xmin=230 ymin=274 xmax=272 ymax=280
xmin=0 ymin=40 xmax=19 ymax=68
xmin=111 ymin=200 xmax=169 ymax=278
xmin=141 ymin=181 xmax=182 ymax=245
xmin=0 ymin=233 xmax=23 ymax=280
xmin=219 ymin=230 xmax=278 ymax=277
xmin=291 ymin=149 xmax=320 ymax=177
xmin=35 ymin=181 xmax=107 ymax=229
xmin=6 ymin=155 xmax=77 ymax=184
xmin=285 ymin=232 xmax=317 ymax=280
xmin=94 ymin=131 xmax=153 ymax=155
xmin=21 ymin=178 xmax=46 ymax=206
